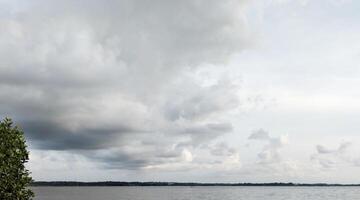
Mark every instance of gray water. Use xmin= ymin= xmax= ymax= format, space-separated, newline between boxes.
xmin=33 ymin=186 xmax=360 ymax=200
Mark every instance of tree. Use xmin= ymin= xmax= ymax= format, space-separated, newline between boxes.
xmin=0 ymin=118 xmax=34 ymax=200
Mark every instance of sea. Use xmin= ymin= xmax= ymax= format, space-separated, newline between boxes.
xmin=33 ymin=186 xmax=360 ymax=200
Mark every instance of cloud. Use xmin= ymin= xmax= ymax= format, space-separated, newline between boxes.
xmin=164 ymin=79 xmax=240 ymax=121
xmin=222 ymin=129 xmax=299 ymax=181
xmin=0 ymin=0 xmax=253 ymax=171
xmin=209 ymin=142 xmax=237 ymax=157
xmin=316 ymin=142 xmax=351 ymax=154
xmin=248 ymin=128 xmax=271 ymax=140
xmin=248 ymin=129 xmax=288 ymax=164
xmin=311 ymin=142 xmax=353 ymax=169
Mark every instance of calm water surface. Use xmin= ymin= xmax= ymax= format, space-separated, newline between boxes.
xmin=33 ymin=186 xmax=360 ymax=200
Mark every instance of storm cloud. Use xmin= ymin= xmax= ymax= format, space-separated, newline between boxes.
xmin=0 ymin=0 xmax=252 ymax=171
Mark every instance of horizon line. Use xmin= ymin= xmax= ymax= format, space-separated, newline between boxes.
xmin=30 ymin=181 xmax=360 ymax=187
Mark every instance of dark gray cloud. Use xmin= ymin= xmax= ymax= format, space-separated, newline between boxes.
xmin=22 ymin=119 xmax=135 ymax=150
xmin=0 ymin=0 xmax=251 ymax=170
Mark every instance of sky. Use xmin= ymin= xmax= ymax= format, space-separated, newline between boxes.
xmin=1 ymin=0 xmax=360 ymax=183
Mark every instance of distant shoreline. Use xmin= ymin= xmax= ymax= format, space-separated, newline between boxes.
xmin=31 ymin=182 xmax=360 ymax=187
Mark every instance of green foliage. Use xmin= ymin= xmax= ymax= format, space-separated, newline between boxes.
xmin=0 ymin=118 xmax=34 ymax=200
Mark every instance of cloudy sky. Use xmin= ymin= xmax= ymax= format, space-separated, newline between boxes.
xmin=1 ymin=0 xmax=360 ymax=183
